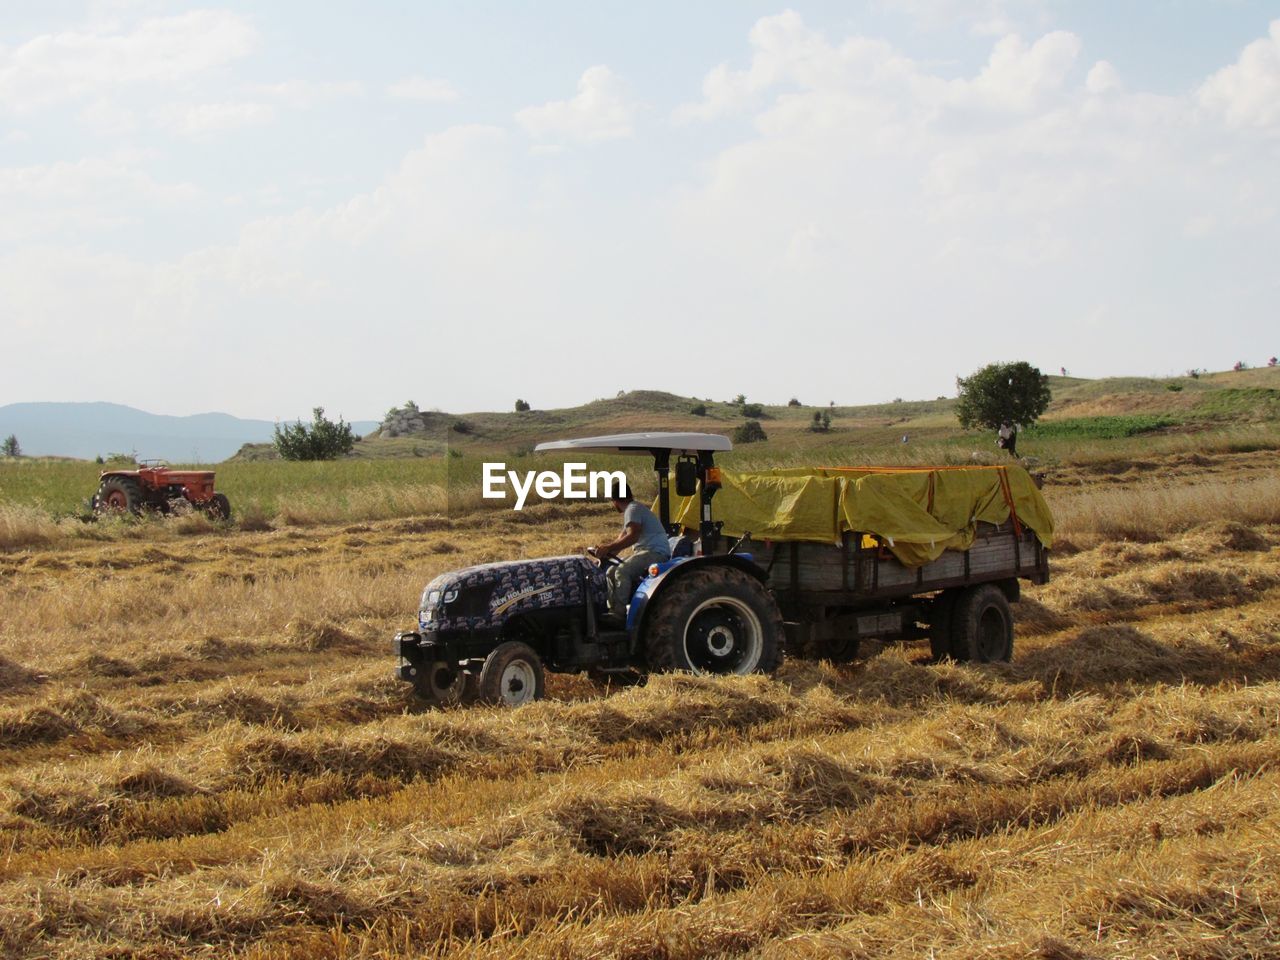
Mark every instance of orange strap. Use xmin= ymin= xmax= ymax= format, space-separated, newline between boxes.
xmin=996 ymin=467 xmax=1023 ymax=538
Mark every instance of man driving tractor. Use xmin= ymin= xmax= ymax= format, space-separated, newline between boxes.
xmin=593 ymin=481 xmax=671 ymax=620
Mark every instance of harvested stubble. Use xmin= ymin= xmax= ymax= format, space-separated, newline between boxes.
xmin=0 ymin=453 xmax=1278 ymax=958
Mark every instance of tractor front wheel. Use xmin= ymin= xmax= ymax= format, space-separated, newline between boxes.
xmin=643 ymin=567 xmax=782 ymax=676
xmin=478 ymin=641 xmax=545 ymax=707
xmin=94 ymin=477 xmax=144 ymax=516
xmin=412 ymin=661 xmax=478 ymax=707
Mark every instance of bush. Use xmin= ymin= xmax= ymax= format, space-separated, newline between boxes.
xmin=690 ymin=403 xmax=708 ymax=416
xmin=1166 ymin=383 xmax=1183 ymax=392
xmin=451 ymin=420 xmax=472 ymax=434
xmin=741 ymin=403 xmax=764 ymax=418
xmin=733 ymin=420 xmax=768 ymax=444
xmin=809 ymin=410 xmax=831 ymax=432
xmin=787 ymin=398 xmax=801 ymax=407
xmin=273 ymin=407 xmax=355 ymax=461
xmin=515 ymin=399 xmax=531 ymax=412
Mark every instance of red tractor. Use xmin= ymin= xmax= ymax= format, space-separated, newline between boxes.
xmin=92 ymin=460 xmax=232 ymax=520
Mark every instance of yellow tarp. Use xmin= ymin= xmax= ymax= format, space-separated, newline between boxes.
xmin=669 ymin=464 xmax=1054 ymax=567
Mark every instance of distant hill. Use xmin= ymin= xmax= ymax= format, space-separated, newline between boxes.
xmin=224 ymin=368 xmax=1280 ymax=462
xmin=0 ymin=402 xmax=379 ymax=463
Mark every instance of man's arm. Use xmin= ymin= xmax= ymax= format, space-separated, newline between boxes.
xmin=596 ymin=522 xmax=641 ymax=557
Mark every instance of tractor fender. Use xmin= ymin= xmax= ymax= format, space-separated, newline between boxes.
xmin=626 ymin=554 xmax=769 ymax=634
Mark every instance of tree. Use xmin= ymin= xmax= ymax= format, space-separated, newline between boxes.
xmin=732 ymin=393 xmax=746 ymax=405
xmin=955 ymin=361 xmax=1051 ymax=431
xmin=1 ymin=435 xmax=19 ymax=457
xmin=733 ymin=420 xmax=768 ymax=444
xmin=690 ymin=402 xmax=708 ymax=416
xmin=274 ymin=407 xmax=355 ymax=461
xmin=514 ymin=399 xmax=531 ymax=412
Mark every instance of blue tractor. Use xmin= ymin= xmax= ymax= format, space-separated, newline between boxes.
xmin=393 ymin=433 xmax=782 ymax=707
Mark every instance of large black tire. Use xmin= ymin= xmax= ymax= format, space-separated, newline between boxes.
xmin=929 ymin=589 xmax=962 ymax=661
xmin=412 ymin=661 xmax=478 ymax=707
xmin=205 ymin=493 xmax=232 ymax=521
xmin=94 ymin=476 xmax=144 ymax=516
xmin=643 ymin=566 xmax=783 ymax=676
xmin=478 ymin=641 xmax=545 ymax=707
xmin=951 ymin=584 xmax=1014 ymax=663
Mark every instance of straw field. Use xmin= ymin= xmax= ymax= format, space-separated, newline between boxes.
xmin=1 ymin=447 xmax=1278 ymax=958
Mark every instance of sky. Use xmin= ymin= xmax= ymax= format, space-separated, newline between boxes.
xmin=2 ymin=1 xmax=1278 ymax=421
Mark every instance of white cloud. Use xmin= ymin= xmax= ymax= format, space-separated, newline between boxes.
xmin=0 ymin=154 xmax=200 ymax=244
xmin=387 ymin=76 xmax=458 ymax=102
xmin=516 ymin=65 xmax=634 ymax=142
xmin=964 ymin=31 xmax=1080 ymax=110
xmin=674 ymin=11 xmax=848 ymax=122
xmin=675 ymin=13 xmax=1080 ymax=124
xmin=0 ymin=10 xmax=257 ymax=111
xmin=875 ymin=0 xmax=1048 ymax=37
xmin=1198 ymin=19 xmax=1280 ymax=129
xmin=256 ymin=79 xmax=364 ymax=108
xmin=663 ymin=12 xmax=1278 ymax=398
xmin=155 ymin=101 xmax=274 ymax=138
xmin=1086 ymin=60 xmax=1121 ymax=95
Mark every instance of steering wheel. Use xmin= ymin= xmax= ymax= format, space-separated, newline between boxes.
xmin=587 ymin=547 xmax=622 ymax=568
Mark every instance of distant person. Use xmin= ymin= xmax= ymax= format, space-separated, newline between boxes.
xmin=593 ymin=482 xmax=671 ymax=620
xmin=1234 ymin=361 xmax=1245 ymax=371
xmin=1269 ymin=356 xmax=1277 ymax=368
xmin=997 ymin=421 xmax=1018 ymax=457
xmin=901 ymin=434 xmax=909 ymax=443
xmin=1060 ymin=366 xmax=1067 ymax=377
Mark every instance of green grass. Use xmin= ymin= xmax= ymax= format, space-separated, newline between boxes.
xmin=1023 ymin=415 xmax=1181 ymax=440
xmin=1193 ymin=388 xmax=1280 ymax=420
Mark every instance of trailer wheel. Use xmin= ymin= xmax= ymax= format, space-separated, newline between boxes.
xmin=929 ymin=589 xmax=961 ymax=661
xmin=951 ymin=584 xmax=1014 ymax=663
xmin=478 ymin=641 xmax=545 ymax=707
xmin=94 ymin=477 xmax=144 ymax=516
xmin=644 ymin=567 xmax=782 ymax=676
xmin=412 ymin=661 xmax=478 ymax=707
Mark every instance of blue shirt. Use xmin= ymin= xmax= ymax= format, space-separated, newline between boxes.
xmin=623 ymin=501 xmax=671 ymax=558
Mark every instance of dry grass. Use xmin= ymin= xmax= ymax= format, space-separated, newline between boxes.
xmin=0 ymin=451 xmax=1278 ymax=957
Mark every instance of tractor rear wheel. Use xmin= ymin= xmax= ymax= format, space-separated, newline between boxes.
xmin=478 ymin=641 xmax=545 ymax=707
xmin=95 ymin=477 xmax=144 ymax=516
xmin=205 ymin=493 xmax=232 ymax=521
xmin=643 ymin=567 xmax=782 ymax=676
xmin=412 ymin=661 xmax=478 ymax=707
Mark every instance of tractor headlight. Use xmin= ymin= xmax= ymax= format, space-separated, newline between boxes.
xmin=441 ymin=587 xmax=459 ymax=604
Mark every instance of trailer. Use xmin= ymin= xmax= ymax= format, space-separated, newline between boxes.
xmin=392 ymin=433 xmax=1053 ymax=706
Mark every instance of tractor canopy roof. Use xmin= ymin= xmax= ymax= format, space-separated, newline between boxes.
xmin=534 ymin=432 xmax=732 ymax=455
